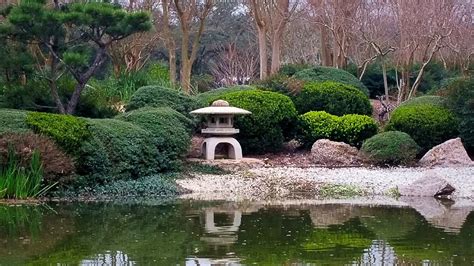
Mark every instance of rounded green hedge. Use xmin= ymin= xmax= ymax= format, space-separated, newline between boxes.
xmin=195 ymin=85 xmax=254 ymax=106
xmin=297 ymin=111 xmax=377 ymax=148
xmin=116 ymin=107 xmax=192 ymax=169
xmin=361 ymin=131 xmax=420 ymax=166
xmin=255 ymin=74 xmax=304 ymax=98
xmin=0 ymin=109 xmax=30 ymax=134
xmin=386 ymin=104 xmax=459 ymax=152
xmin=26 ymin=112 xmax=91 ymax=153
xmin=293 ymin=66 xmax=369 ymax=96
xmin=214 ymin=90 xmax=298 ymax=154
xmin=294 ymin=81 xmax=372 ymax=115
xmin=399 ymin=95 xmax=445 ymax=108
xmin=126 ymin=85 xmax=199 ymax=115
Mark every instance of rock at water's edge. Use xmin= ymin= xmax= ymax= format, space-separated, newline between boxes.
xmin=419 ymin=138 xmax=473 ymax=167
xmin=311 ymin=139 xmax=361 ymax=166
xmin=399 ymin=172 xmax=456 ymax=197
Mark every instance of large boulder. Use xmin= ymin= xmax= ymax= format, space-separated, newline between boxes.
xmin=398 ymin=172 xmax=456 ymax=198
xmin=419 ymin=138 xmax=473 ymax=167
xmin=311 ymin=139 xmax=361 ymax=166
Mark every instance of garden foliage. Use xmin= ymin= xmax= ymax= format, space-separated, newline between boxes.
xmin=212 ymin=90 xmax=298 ymax=154
xmin=195 ymin=85 xmax=255 ymax=106
xmin=386 ymin=104 xmax=459 ymax=152
xmin=294 ymin=81 xmax=372 ymax=115
xmin=126 ymin=85 xmax=199 ymax=116
xmin=442 ymin=78 xmax=474 ymax=152
xmin=0 ymin=109 xmax=29 ymax=134
xmin=297 ymin=111 xmax=377 ymax=148
xmin=293 ymin=66 xmax=369 ymax=96
xmin=26 ymin=112 xmax=90 ymax=153
xmin=399 ymin=95 xmax=445 ymax=108
xmin=360 ymin=131 xmax=420 ymax=166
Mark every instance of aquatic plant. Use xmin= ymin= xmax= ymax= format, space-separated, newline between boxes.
xmin=0 ymin=146 xmax=53 ymax=199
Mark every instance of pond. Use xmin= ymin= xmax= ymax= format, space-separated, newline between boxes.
xmin=0 ymin=200 xmax=473 ymax=265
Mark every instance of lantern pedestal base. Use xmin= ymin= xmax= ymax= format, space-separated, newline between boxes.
xmin=201 ymin=137 xmax=243 ymax=160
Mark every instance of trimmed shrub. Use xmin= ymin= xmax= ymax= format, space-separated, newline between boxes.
xmin=278 ymin=63 xmax=312 ymax=76
xmin=216 ymin=90 xmax=298 ymax=154
xmin=294 ymin=81 xmax=372 ymax=115
xmin=443 ymin=78 xmax=474 ymax=152
xmin=297 ymin=111 xmax=339 ymax=148
xmin=77 ymin=108 xmax=192 ymax=184
xmin=360 ymin=131 xmax=420 ymax=166
xmin=84 ymin=119 xmax=160 ymax=181
xmin=0 ymin=132 xmax=74 ymax=184
xmin=294 ymin=66 xmax=369 ymax=96
xmin=0 ymin=109 xmax=29 ymax=134
xmin=400 ymin=95 xmax=445 ymax=108
xmin=339 ymin=114 xmax=379 ymax=147
xmin=297 ymin=111 xmax=377 ymax=148
xmin=116 ymin=107 xmax=192 ymax=169
xmin=195 ymin=85 xmax=254 ymax=106
xmin=255 ymin=74 xmax=304 ymax=98
xmin=126 ymin=85 xmax=199 ymax=115
xmin=26 ymin=112 xmax=90 ymax=153
xmin=386 ymin=104 xmax=459 ymax=152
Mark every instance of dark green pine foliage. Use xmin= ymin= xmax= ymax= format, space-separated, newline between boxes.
xmin=0 ymin=0 xmax=151 ymax=114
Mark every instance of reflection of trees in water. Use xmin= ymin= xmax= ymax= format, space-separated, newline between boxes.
xmin=0 ymin=202 xmax=472 ymax=265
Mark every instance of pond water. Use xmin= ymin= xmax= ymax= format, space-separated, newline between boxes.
xmin=0 ymin=200 xmax=473 ymax=265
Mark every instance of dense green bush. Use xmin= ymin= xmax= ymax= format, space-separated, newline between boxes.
xmin=443 ymin=78 xmax=474 ymax=152
xmin=255 ymin=74 xmax=304 ymax=98
xmin=26 ymin=112 xmax=91 ymax=153
xmin=278 ymin=63 xmax=312 ymax=76
xmin=126 ymin=85 xmax=199 ymax=115
xmin=195 ymin=85 xmax=254 ymax=106
xmin=297 ymin=111 xmax=339 ymax=147
xmin=294 ymin=66 xmax=369 ymax=96
xmin=294 ymin=81 xmax=372 ymax=115
xmin=386 ymin=104 xmax=459 ymax=152
xmin=116 ymin=107 xmax=192 ymax=169
xmin=83 ymin=119 xmax=160 ymax=181
xmin=76 ymin=108 xmax=192 ymax=184
xmin=215 ymin=90 xmax=298 ymax=154
xmin=400 ymin=96 xmax=445 ymax=108
xmin=346 ymin=62 xmax=398 ymax=98
xmin=339 ymin=114 xmax=379 ymax=147
xmin=0 ymin=109 xmax=29 ymax=134
xmin=360 ymin=131 xmax=420 ymax=166
xmin=297 ymin=111 xmax=377 ymax=148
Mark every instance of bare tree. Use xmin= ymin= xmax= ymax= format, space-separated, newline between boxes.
xmin=356 ymin=0 xmax=397 ymax=99
xmin=309 ymin=0 xmax=362 ymax=68
xmin=210 ymin=42 xmax=259 ymax=86
xmin=390 ymin=0 xmax=455 ymax=102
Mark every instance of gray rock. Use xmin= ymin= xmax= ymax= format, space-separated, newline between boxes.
xmin=187 ymin=135 xmax=205 ymax=158
xmin=419 ymin=138 xmax=473 ymax=167
xmin=399 ymin=172 xmax=456 ymax=197
xmin=311 ymin=139 xmax=361 ymax=166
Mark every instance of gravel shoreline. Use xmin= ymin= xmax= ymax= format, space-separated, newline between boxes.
xmin=177 ymin=166 xmax=474 ymax=201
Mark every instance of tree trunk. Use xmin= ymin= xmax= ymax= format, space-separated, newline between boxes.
xmin=168 ymin=43 xmax=177 ymax=86
xmin=381 ymin=58 xmax=389 ymax=100
xmin=270 ymin=32 xmax=282 ymax=75
xmin=65 ymin=82 xmax=86 ymax=114
xmin=257 ymin=27 xmax=267 ymax=79
xmin=320 ymin=25 xmax=332 ymax=66
xmin=180 ymin=60 xmax=192 ymax=94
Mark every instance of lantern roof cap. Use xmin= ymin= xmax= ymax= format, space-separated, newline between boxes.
xmin=190 ymin=100 xmax=251 ymax=115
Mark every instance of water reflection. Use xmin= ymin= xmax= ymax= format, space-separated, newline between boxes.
xmin=0 ymin=199 xmax=473 ymax=265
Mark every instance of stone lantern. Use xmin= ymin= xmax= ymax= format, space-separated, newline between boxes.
xmin=190 ymin=100 xmax=251 ymax=160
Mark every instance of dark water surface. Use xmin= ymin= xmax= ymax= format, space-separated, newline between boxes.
xmin=0 ymin=200 xmax=473 ymax=265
